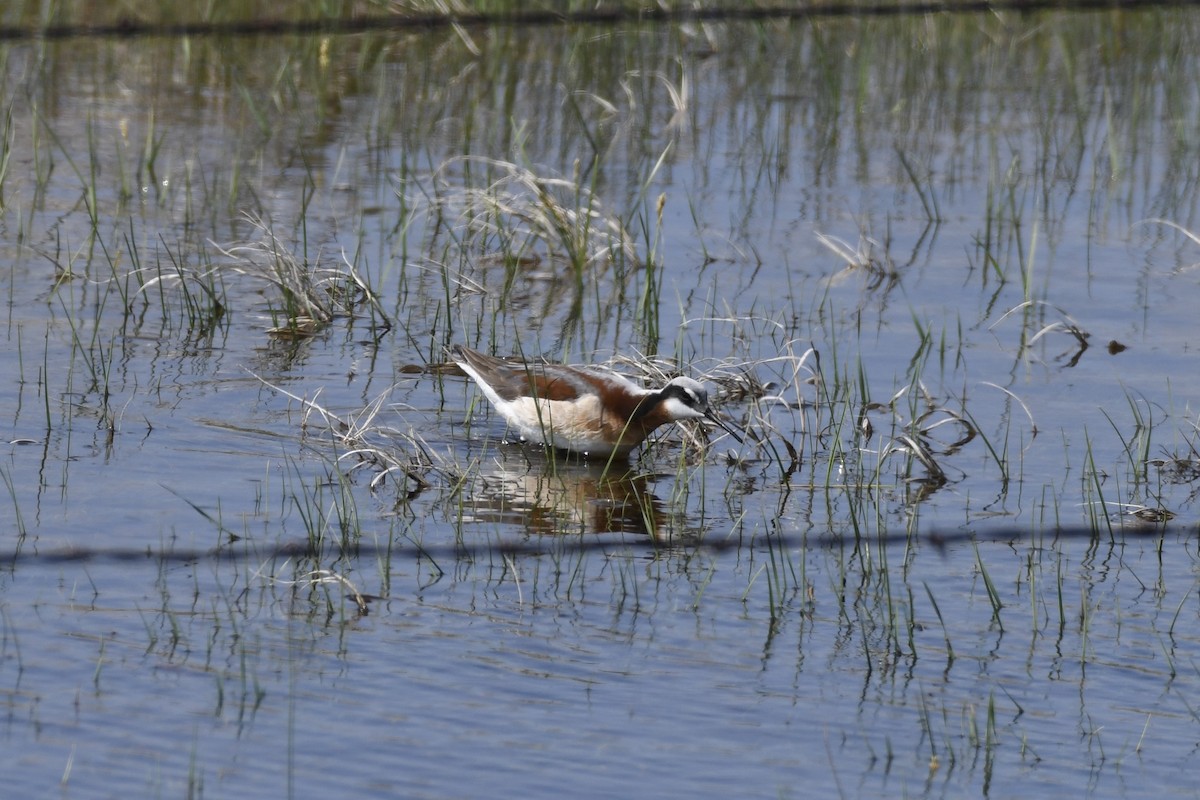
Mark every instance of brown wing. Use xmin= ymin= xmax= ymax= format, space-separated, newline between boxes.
xmin=453 ymin=345 xmax=597 ymax=402
xmin=524 ymin=370 xmax=593 ymax=402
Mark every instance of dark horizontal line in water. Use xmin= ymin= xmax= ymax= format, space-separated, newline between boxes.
xmin=0 ymin=0 xmax=1186 ymax=43
xmin=0 ymin=523 xmax=1173 ymax=568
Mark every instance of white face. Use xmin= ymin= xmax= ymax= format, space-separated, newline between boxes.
xmin=661 ymin=378 xmax=709 ymax=420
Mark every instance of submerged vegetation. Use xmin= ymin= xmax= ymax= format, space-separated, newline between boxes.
xmin=2 ymin=4 xmax=1200 ymax=798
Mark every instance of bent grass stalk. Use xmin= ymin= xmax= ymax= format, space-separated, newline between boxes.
xmin=1 ymin=466 xmax=26 ymax=540
xmin=973 ymin=541 xmax=1003 ymax=626
xmin=924 ymin=581 xmax=955 ymax=663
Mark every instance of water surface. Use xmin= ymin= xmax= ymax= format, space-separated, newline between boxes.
xmin=3 ymin=8 xmax=1200 ymax=798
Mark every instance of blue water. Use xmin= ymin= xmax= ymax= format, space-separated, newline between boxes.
xmin=2 ymin=9 xmax=1200 ymax=798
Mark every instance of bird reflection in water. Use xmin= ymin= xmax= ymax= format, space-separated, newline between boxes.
xmin=457 ymin=447 xmax=679 ymax=540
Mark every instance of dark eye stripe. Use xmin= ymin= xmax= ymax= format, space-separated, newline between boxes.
xmin=668 ymin=383 xmax=705 ymax=407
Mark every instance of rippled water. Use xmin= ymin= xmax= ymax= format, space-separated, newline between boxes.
xmin=3 ymin=7 xmax=1200 ymax=798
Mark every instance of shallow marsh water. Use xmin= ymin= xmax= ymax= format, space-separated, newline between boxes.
xmin=3 ymin=7 xmax=1200 ymax=798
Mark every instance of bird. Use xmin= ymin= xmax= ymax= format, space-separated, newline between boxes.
xmin=450 ymin=344 xmax=742 ymax=457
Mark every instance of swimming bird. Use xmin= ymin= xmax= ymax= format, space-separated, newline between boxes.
xmin=450 ymin=344 xmax=741 ymax=457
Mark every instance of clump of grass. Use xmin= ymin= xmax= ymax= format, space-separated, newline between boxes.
xmin=214 ymin=214 xmax=390 ymax=338
xmin=1147 ymin=418 xmax=1200 ymax=517
xmin=660 ymin=319 xmax=825 ymax=478
xmin=253 ymin=559 xmax=369 ymax=616
xmin=252 ymin=371 xmax=440 ymax=495
xmin=420 ymin=156 xmax=638 ymax=280
xmin=815 ymin=229 xmax=898 ymax=291
xmin=131 ymin=236 xmax=229 ymax=338
xmin=990 ymin=300 xmax=1090 ymax=367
